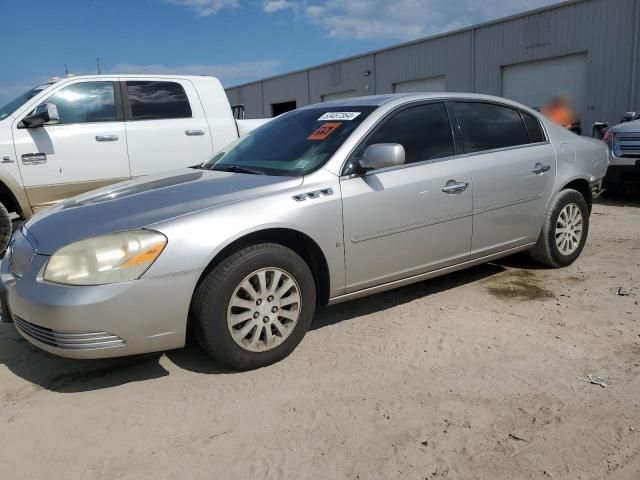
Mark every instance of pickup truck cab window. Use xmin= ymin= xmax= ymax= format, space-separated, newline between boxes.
xmin=203 ymin=106 xmax=376 ymax=176
xmin=45 ymin=81 xmax=116 ymax=125
xmin=452 ymin=102 xmax=531 ymax=153
xmin=125 ymin=81 xmax=192 ymax=120
xmin=355 ymin=103 xmax=455 ymax=165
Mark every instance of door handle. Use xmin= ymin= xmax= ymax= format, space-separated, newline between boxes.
xmin=185 ymin=129 xmax=205 ymax=136
xmin=21 ymin=153 xmax=47 ymax=165
xmin=532 ymin=163 xmax=551 ymax=174
xmin=95 ymin=135 xmax=119 ymax=142
xmin=1 ymin=156 xmax=14 ymax=164
xmin=442 ymin=180 xmax=469 ymax=194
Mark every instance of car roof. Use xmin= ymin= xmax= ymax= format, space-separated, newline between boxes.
xmin=301 ymin=92 xmax=533 ymax=111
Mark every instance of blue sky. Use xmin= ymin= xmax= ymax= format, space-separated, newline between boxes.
xmin=0 ymin=0 xmax=559 ymax=105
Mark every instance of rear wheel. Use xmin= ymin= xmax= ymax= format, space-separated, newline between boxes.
xmin=529 ymin=189 xmax=589 ymax=268
xmin=191 ymin=243 xmax=316 ymax=370
xmin=0 ymin=202 xmax=12 ymax=254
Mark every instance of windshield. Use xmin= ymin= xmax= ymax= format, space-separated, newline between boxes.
xmin=201 ymin=106 xmax=377 ymax=176
xmin=0 ymin=83 xmax=53 ymax=121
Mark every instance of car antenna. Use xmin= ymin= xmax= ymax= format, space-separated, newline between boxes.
xmin=96 ymin=57 xmax=102 ymax=75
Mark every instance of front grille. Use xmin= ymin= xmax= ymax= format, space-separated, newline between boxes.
xmin=614 ymin=132 xmax=640 ymax=158
xmin=14 ymin=316 xmax=125 ymax=350
xmin=9 ymin=231 xmax=35 ymax=279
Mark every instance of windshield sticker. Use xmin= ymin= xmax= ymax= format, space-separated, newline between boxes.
xmin=318 ymin=112 xmax=361 ymax=121
xmin=307 ymin=122 xmax=342 ymax=141
xmin=294 ymin=159 xmax=311 ymax=169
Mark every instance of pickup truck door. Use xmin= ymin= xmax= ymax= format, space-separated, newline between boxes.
xmin=340 ymin=102 xmax=473 ymax=293
xmin=121 ymin=79 xmax=213 ymax=176
xmin=11 ymin=79 xmax=130 ymax=209
xmin=450 ymin=101 xmax=556 ymax=257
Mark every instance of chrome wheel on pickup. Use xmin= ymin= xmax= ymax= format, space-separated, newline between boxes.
xmin=227 ymin=267 xmax=301 ymax=352
xmin=192 ymin=243 xmax=316 ymax=370
xmin=555 ymin=203 xmax=583 ymax=256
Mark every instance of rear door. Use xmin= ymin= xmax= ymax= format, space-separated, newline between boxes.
xmin=122 ymin=79 xmax=212 ymax=176
xmin=450 ymin=101 xmax=556 ymax=257
xmin=340 ymin=102 xmax=472 ymax=292
xmin=12 ymin=79 xmax=130 ymax=209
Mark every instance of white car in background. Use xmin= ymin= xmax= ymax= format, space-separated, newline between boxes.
xmin=0 ymin=74 xmax=268 ymax=249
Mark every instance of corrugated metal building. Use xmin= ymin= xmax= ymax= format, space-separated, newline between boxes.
xmin=226 ymin=0 xmax=640 ymax=131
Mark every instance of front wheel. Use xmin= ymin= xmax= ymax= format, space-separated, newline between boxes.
xmin=529 ymin=189 xmax=590 ymax=268
xmin=191 ymin=243 xmax=316 ymax=370
xmin=0 ymin=202 xmax=12 ymax=254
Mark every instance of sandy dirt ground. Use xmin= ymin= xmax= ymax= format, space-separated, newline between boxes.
xmin=1 ymin=196 xmax=639 ymax=480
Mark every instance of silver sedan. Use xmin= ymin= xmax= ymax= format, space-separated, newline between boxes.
xmin=0 ymin=93 xmax=608 ymax=370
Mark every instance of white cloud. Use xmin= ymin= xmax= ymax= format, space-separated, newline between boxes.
xmin=108 ymin=60 xmax=281 ymax=85
xmin=293 ymin=0 xmax=561 ymax=40
xmin=167 ymin=1 xmax=561 ymax=40
xmin=166 ymin=0 xmax=239 ymax=16
xmin=263 ymin=0 xmax=296 ymax=14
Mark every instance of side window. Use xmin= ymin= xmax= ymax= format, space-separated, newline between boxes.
xmin=522 ymin=112 xmax=546 ymax=143
xmin=360 ymin=103 xmax=455 ymax=165
xmin=126 ymin=81 xmax=192 ymax=120
xmin=45 ymin=82 xmax=116 ymax=125
xmin=452 ymin=102 xmax=530 ymax=153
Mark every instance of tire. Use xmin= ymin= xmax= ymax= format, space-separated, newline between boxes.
xmin=191 ymin=243 xmax=316 ymax=370
xmin=529 ymin=189 xmax=590 ymax=268
xmin=0 ymin=202 xmax=12 ymax=254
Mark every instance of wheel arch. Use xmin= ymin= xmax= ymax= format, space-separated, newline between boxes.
xmin=192 ymin=227 xmax=331 ymax=308
xmin=0 ymin=173 xmax=32 ymax=218
xmin=559 ymin=177 xmax=592 ymax=211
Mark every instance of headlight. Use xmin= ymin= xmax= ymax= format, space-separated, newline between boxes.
xmin=43 ymin=230 xmax=167 ymax=286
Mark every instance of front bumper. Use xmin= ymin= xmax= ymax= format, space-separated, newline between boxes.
xmin=603 ymin=160 xmax=640 ymax=187
xmin=0 ymin=254 xmax=202 ymax=359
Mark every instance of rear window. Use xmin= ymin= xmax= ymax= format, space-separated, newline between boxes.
xmin=452 ymin=102 xmax=530 ymax=153
xmin=126 ymin=81 xmax=192 ymax=120
xmin=522 ymin=112 xmax=546 ymax=143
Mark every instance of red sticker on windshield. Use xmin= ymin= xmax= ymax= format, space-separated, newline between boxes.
xmin=307 ymin=122 xmax=341 ymax=140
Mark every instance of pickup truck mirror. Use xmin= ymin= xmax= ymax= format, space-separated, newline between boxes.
xmin=360 ymin=143 xmax=406 ymax=171
xmin=19 ymin=103 xmax=60 ymax=129
xmin=622 ymin=112 xmax=638 ymax=123
xmin=591 ymin=122 xmax=609 ymax=139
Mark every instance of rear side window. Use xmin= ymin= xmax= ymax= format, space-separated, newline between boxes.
xmin=125 ymin=81 xmax=192 ymax=120
xmin=359 ymin=103 xmax=455 ymax=164
xmin=522 ymin=112 xmax=546 ymax=143
xmin=46 ymin=81 xmax=116 ymax=124
xmin=452 ymin=102 xmax=530 ymax=153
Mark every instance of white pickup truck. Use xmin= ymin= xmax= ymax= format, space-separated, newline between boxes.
xmin=0 ymin=74 xmax=268 ymax=248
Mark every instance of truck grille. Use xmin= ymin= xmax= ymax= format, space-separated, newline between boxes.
xmin=14 ymin=316 xmax=126 ymax=350
xmin=613 ymin=132 xmax=640 ymax=158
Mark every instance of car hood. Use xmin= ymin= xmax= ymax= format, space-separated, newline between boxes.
xmin=608 ymin=119 xmax=640 ymax=133
xmin=24 ymin=168 xmax=303 ymax=255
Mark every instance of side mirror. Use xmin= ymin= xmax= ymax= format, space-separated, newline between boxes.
xmin=591 ymin=122 xmax=609 ymax=139
xmin=19 ymin=103 xmax=59 ymax=128
xmin=622 ymin=112 xmax=637 ymax=123
xmin=360 ymin=143 xmax=406 ymax=171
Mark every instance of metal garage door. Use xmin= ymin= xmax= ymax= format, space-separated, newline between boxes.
xmin=393 ymin=76 xmax=446 ymax=93
xmin=502 ymin=54 xmax=588 ymax=116
xmin=321 ymin=90 xmax=357 ymax=102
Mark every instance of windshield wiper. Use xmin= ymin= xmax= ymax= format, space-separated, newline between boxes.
xmin=214 ymin=165 xmax=265 ymax=175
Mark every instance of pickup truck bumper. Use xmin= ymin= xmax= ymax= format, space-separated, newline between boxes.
xmin=603 ymin=160 xmax=640 ymax=188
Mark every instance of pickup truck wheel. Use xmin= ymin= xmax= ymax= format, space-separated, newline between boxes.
xmin=191 ymin=243 xmax=316 ymax=370
xmin=0 ymin=202 xmax=12 ymax=254
xmin=529 ymin=189 xmax=589 ymax=268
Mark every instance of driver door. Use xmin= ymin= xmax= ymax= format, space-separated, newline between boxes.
xmin=340 ymin=102 xmax=473 ymax=293
xmin=12 ymin=79 xmax=130 ymax=209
